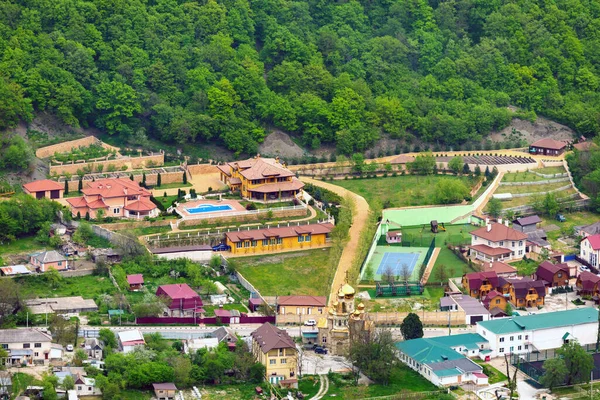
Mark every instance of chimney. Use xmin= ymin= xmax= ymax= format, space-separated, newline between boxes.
xmin=275 ymin=156 xmax=280 ymax=164
xmin=498 ymin=218 xmax=502 ymax=224
xmin=485 ymin=218 xmax=489 ymax=225
xmin=505 ymin=220 xmax=509 ymax=227
xmin=487 ymin=224 xmax=491 ymax=232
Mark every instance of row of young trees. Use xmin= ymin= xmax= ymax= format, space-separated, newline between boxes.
xmin=0 ymin=0 xmax=599 ymax=155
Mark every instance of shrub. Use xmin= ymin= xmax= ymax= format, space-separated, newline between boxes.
xmin=246 ymin=203 xmax=257 ymax=211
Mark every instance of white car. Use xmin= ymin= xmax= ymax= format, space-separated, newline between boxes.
xmin=66 ymin=344 xmax=74 ymax=352
xmin=580 ymin=266 xmax=591 ymax=272
xmin=304 ymin=319 xmax=316 ymax=326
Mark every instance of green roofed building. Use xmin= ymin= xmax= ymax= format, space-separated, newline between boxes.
xmin=476 ymin=308 xmax=599 ymax=358
xmin=395 ymin=333 xmax=490 ymax=387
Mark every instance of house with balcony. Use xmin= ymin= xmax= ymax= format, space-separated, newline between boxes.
xmin=469 ymin=222 xmax=527 ymax=262
xmin=482 ymin=290 xmax=509 ymax=314
xmin=251 ymin=322 xmax=298 ymax=388
xmin=0 ymin=329 xmax=54 ymax=365
xmin=534 ymin=261 xmax=570 ymax=289
xmin=217 ymin=156 xmax=304 ymax=202
xmin=509 ymin=278 xmax=546 ymax=308
xmin=576 ymin=271 xmax=600 ymax=297
xmin=66 ymin=178 xmax=159 ymax=220
xmin=580 ymin=234 xmax=600 ymax=268
xmin=461 ymin=271 xmax=499 ymax=299
xmin=529 ymin=138 xmax=567 ymax=156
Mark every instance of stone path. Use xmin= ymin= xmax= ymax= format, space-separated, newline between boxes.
xmin=301 ymin=177 xmax=370 ymax=303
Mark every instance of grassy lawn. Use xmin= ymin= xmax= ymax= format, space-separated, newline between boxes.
xmin=198 ymin=383 xmax=265 ymax=400
xmin=0 ymin=236 xmax=44 ymax=256
xmin=367 ymin=365 xmax=437 ymax=396
xmin=495 ymin=181 xmax=570 ymax=194
xmin=17 ymin=274 xmax=117 ymax=299
xmin=503 ymin=167 xmax=565 ymax=182
xmin=203 ymin=303 xmax=248 ymax=315
xmin=234 ymin=249 xmax=334 ymax=296
xmin=399 ymin=224 xmax=475 ymax=247
xmin=476 ymin=360 xmax=508 ymax=384
xmin=492 ymin=188 xmax=578 ymax=209
xmin=430 ymin=247 xmax=472 ymax=282
xmin=155 ymin=195 xmax=180 ymax=206
xmin=541 ymin=210 xmax=598 ymax=252
xmin=331 ymin=175 xmax=477 ymax=208
xmin=150 ymin=182 xmax=192 ymax=190
xmin=424 ymin=285 xmax=446 ymax=307
xmin=120 ymin=390 xmax=153 ymax=399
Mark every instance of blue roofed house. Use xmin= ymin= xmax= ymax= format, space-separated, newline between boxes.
xmin=395 ymin=333 xmax=490 ymax=387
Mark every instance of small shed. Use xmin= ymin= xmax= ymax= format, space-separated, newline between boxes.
xmin=248 ymin=297 xmax=264 ymax=312
xmin=126 ymin=274 xmax=144 ymax=291
xmin=0 ymin=265 xmax=31 ymax=276
xmin=214 ymin=281 xmax=228 ymax=294
xmin=386 ymin=231 xmax=402 ymax=244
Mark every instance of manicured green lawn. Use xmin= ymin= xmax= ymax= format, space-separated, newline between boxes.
xmin=234 ymin=249 xmax=334 ymax=296
xmin=151 ymin=182 xmax=192 ymax=190
xmin=331 ymin=175 xmax=477 ymax=208
xmin=476 ymin=360 xmax=508 ymax=384
xmin=503 ymin=167 xmax=565 ymax=182
xmin=398 ymin=224 xmax=475 ymax=247
xmin=0 ymin=236 xmax=44 ymax=256
xmin=430 ymin=247 xmax=472 ymax=282
xmin=17 ymin=274 xmax=117 ymax=299
xmin=495 ymin=181 xmax=570 ymax=194
xmin=203 ymin=303 xmax=248 ymax=315
xmin=366 ymin=365 xmax=438 ymax=396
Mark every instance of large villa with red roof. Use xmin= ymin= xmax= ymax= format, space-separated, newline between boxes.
xmin=65 ymin=178 xmax=159 ymax=220
xmin=469 ymin=222 xmax=527 ymax=262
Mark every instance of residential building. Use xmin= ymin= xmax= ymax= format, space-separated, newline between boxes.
xmin=575 ymin=222 xmax=600 ymax=238
xmin=534 ymin=261 xmax=570 ymax=288
xmin=74 ymin=374 xmax=102 ymax=397
xmin=481 ymin=291 xmax=508 ymax=313
xmin=439 ymin=294 xmax=490 ymax=325
xmin=217 ymin=156 xmax=304 ymax=201
xmin=117 ymin=330 xmax=145 ymax=354
xmin=126 ymin=274 xmax=144 ymax=291
xmin=469 ymin=222 xmax=527 ymax=262
xmin=251 ymin=322 xmax=298 ymax=388
xmin=0 ymin=265 xmax=31 ymax=276
xmin=395 ymin=334 xmax=489 ymax=386
xmin=156 ymin=284 xmax=203 ymax=317
xmin=25 ymin=296 xmax=98 ymax=315
xmin=153 ymin=383 xmax=177 ymax=400
xmin=480 ymin=261 xmax=517 ymax=278
xmin=225 ymin=222 xmax=333 ymax=255
xmin=276 ymin=295 xmax=327 ymax=316
xmin=0 ymin=329 xmax=53 ymax=365
xmin=509 ymin=278 xmax=546 ymax=308
xmin=461 ymin=271 xmax=499 ymax=299
xmin=29 ymin=250 xmax=69 ymax=272
xmin=529 ymin=138 xmax=567 ymax=156
xmin=476 ymin=308 xmax=598 ymax=358
xmin=576 ymin=271 xmax=600 ymax=297
xmin=580 ymin=234 xmax=600 ymax=268
xmin=66 ymin=178 xmax=159 ymax=219
xmin=512 ymin=216 xmax=542 ymax=233
xmin=386 ymin=231 xmax=402 ymax=244
xmin=83 ymin=338 xmax=104 ymax=360
xmin=23 ymin=179 xmax=64 ymax=199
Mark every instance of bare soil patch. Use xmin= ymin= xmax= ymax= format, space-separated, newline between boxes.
xmin=258 ymin=130 xmax=305 ymax=158
xmin=491 ymin=115 xmax=575 ymax=143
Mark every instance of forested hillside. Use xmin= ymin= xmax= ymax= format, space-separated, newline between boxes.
xmin=0 ymin=0 xmax=599 ymax=156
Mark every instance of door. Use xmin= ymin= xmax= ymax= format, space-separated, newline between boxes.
xmin=457 ymin=375 xmax=462 ymax=384
xmin=470 ymin=315 xmax=484 ymax=325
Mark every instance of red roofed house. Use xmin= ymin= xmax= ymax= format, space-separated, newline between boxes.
xmin=23 ymin=179 xmax=64 ymax=199
xmin=529 ymin=138 xmax=567 ymax=156
xmin=480 ymin=261 xmax=517 ymax=278
xmin=127 ymin=274 xmax=144 ymax=291
xmin=469 ymin=221 xmax=527 ymax=262
xmin=576 ymin=271 xmax=600 ymax=297
xmin=276 ymin=295 xmax=327 ymax=316
xmin=66 ymin=178 xmax=159 ymax=220
xmin=461 ymin=271 xmax=499 ymax=299
xmin=534 ymin=261 xmax=570 ymax=288
xmin=509 ymin=278 xmax=546 ymax=308
xmin=251 ymin=322 xmax=298 ymax=388
xmin=580 ymin=234 xmax=600 ymax=268
xmin=217 ymin=156 xmax=304 ymax=202
xmin=156 ymin=283 xmax=203 ymax=317
xmin=225 ymin=222 xmax=333 ymax=255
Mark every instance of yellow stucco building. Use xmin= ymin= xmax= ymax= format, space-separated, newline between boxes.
xmin=225 ymin=222 xmax=333 ymax=254
xmin=250 ymin=322 xmax=298 ymax=388
xmin=217 ymin=156 xmax=304 ymax=201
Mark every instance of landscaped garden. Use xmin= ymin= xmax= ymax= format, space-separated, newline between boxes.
xmin=51 ymin=143 xmax=116 ymax=163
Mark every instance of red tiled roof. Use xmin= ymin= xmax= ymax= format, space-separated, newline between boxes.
xmin=23 ymin=179 xmax=64 ymax=193
xmin=127 ymin=274 xmax=144 ymax=285
xmin=124 ymin=198 xmax=157 ymax=212
xmin=470 ymin=223 xmax=527 ymax=242
xmin=583 ymin=234 xmax=600 ymax=250
xmin=156 ymin=284 xmax=202 ymax=310
xmin=234 ymin=157 xmax=294 ymax=180
xmin=226 ymin=223 xmax=333 ymax=243
xmin=214 ymin=309 xmax=232 ymax=318
xmin=482 ymin=290 xmax=503 ymax=307
xmin=482 ymin=261 xmax=517 ymax=275
xmin=66 ymin=197 xmax=88 ymax=208
xmin=469 ymin=244 xmax=512 ymax=256
xmin=82 ymin=178 xmax=150 ymax=198
xmin=251 ymin=322 xmax=296 ymax=353
xmin=247 ymin=178 xmax=304 ymax=194
xmin=530 ymin=138 xmax=567 ymax=150
xmin=277 ymin=295 xmax=327 ymax=307
xmin=535 ymin=261 xmax=569 ymax=283
xmin=87 ymin=199 xmax=108 ymax=209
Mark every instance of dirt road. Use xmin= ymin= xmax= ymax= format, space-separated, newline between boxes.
xmin=301 ymin=177 xmax=370 ymax=303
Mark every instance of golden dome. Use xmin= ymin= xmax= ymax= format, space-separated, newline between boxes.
xmin=328 ymin=307 xmax=334 ymax=315
xmin=357 ymin=302 xmax=365 ymax=310
xmin=341 ymin=284 xmax=355 ymax=295
xmin=338 ymin=289 xmax=345 ymax=298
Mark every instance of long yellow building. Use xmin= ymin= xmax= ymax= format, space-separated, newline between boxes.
xmin=225 ymin=222 xmax=333 ymax=255
xmin=217 ymin=156 xmax=304 ymax=201
xmin=251 ymin=322 xmax=298 ymax=388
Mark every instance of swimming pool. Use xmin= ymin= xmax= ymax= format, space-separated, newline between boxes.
xmin=185 ymin=204 xmax=234 ymax=214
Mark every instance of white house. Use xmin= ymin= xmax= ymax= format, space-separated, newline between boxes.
xmin=117 ymin=330 xmax=145 ymax=354
xmin=469 ymin=221 xmax=527 ymax=262
xmin=395 ymin=333 xmax=490 ymax=387
xmin=580 ymin=234 xmax=600 ymax=268
xmin=476 ymin=308 xmax=598 ymax=358
xmin=0 ymin=329 xmax=54 ymax=365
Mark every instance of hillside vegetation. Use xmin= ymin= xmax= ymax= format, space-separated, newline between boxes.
xmin=0 ymin=0 xmax=598 ymax=156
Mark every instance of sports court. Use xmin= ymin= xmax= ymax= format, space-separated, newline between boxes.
xmin=362 ymin=245 xmax=428 ymax=282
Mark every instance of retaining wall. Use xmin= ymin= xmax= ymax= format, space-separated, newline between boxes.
xmin=97 ymin=219 xmax=173 ymax=231
xmin=498 ymin=177 xmax=570 ymax=186
xmin=50 ymin=153 xmax=164 ymax=176
xmin=178 ymin=206 xmax=307 ymax=226
xmin=187 ymin=163 xmax=219 ymax=175
xmin=36 ymin=136 xmax=103 ymax=158
xmin=368 ymin=310 xmax=466 ymax=326
xmin=61 ymin=268 xmax=95 ymax=278
xmin=63 ymin=169 xmax=184 ymax=192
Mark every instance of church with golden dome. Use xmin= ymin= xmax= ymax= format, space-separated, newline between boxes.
xmin=316 ymin=283 xmax=374 ymax=356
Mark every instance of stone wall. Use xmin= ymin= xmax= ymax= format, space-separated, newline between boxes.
xmin=97 ymin=219 xmax=173 ymax=231
xmin=50 ymin=153 xmax=164 ymax=176
xmin=61 ymin=268 xmax=95 ymax=278
xmin=63 ymin=169 xmax=183 ymax=192
xmin=187 ymin=163 xmax=219 ymax=175
xmin=36 ymin=136 xmax=99 ymax=158
xmin=368 ymin=310 xmax=466 ymax=326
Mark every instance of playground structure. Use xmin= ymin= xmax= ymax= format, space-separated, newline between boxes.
xmin=375 ymin=281 xmax=424 ymax=297
xmin=429 ymin=220 xmax=446 ymax=233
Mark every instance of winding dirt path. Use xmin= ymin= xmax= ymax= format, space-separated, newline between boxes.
xmin=301 ymin=177 xmax=370 ymax=303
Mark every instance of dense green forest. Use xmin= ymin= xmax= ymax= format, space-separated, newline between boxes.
xmin=0 ymin=0 xmax=599 ymax=156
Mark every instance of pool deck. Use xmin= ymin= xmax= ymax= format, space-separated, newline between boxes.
xmin=175 ymin=199 xmax=246 ymax=220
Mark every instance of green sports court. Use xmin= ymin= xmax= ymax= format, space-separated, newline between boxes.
xmin=361 ymin=245 xmax=428 ymax=282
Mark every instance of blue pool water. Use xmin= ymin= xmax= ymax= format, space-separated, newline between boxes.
xmin=186 ymin=204 xmax=234 ymax=214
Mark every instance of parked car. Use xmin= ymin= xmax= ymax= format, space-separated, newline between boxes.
xmin=580 ymin=265 xmax=591 ymax=272
xmin=556 ymin=213 xmax=566 ymax=222
xmin=66 ymin=344 xmax=74 ymax=352
xmin=304 ymin=319 xmax=316 ymax=326
xmin=314 ymin=346 xmax=328 ymax=354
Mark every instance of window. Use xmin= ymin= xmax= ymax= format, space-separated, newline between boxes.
xmin=251 ymin=240 xmax=257 ymax=247
xmin=499 ymin=348 xmax=504 ymax=353
xmin=525 ymin=335 xmax=529 ymax=340
xmin=113 ymin=208 xmax=120 ymax=214
xmin=270 ymin=359 xmax=276 ymax=365
xmin=518 ymin=250 xmax=523 ymax=256
xmin=298 ymin=236 xmax=305 ymax=243
xmin=34 ymin=352 xmax=39 ymax=357
xmin=277 ymin=238 xmax=282 ymax=244
xmin=281 ymin=359 xmax=287 ymax=364
xmin=519 ymin=241 xmax=523 ymax=246
xmin=510 ymin=346 xmax=514 ymax=352
xmin=496 ymin=299 xmax=500 ymax=304
xmin=244 ymin=241 xmax=250 ymax=248
xmin=236 ymin=242 xmax=242 ymax=249
xmin=558 ymin=272 xmax=562 ymax=278
xmin=525 ymin=345 xmax=529 ymax=350
xmin=1 ymin=344 xmax=7 ymax=349
xmin=518 ymin=346 xmax=522 ymax=351
xmin=279 ymin=349 xmax=284 ymax=356
xmin=262 ymin=239 xmax=269 ymax=246
xmin=306 ymin=235 xmax=312 ymax=242
xmin=270 ymin=238 xmax=276 ymax=245
xmin=23 ymin=343 xmax=30 ymax=348
xmin=510 ymin=336 xmax=514 ymax=341
xmin=512 ymin=241 xmax=515 ymax=247
xmin=500 ymin=241 xmax=504 ymax=246
xmin=518 ymin=335 xmax=522 ymax=340
xmin=78 ymin=386 xmax=82 ymax=391
xmin=500 ymin=337 xmax=505 ymax=342
xmin=34 ymin=343 xmax=41 ymax=348
xmin=488 ymin=241 xmax=491 ymax=245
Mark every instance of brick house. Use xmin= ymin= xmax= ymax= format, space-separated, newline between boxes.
xmin=30 ymin=250 xmax=69 ymax=272
xmin=156 ymin=284 xmax=203 ymax=317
